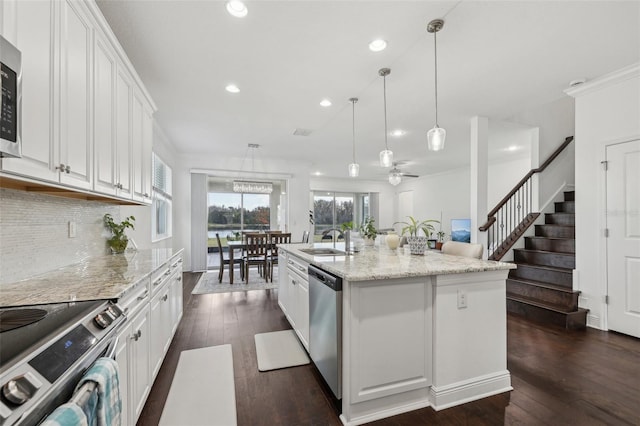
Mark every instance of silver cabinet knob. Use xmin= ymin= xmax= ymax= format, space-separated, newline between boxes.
xmin=131 ymin=329 xmax=142 ymax=341
xmin=55 ymin=163 xmax=66 ymax=172
xmin=65 ymin=165 xmax=71 ymax=173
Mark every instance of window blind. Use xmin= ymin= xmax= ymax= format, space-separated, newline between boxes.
xmin=153 ymin=153 xmax=172 ymax=198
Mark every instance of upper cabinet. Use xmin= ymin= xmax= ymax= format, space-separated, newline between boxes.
xmin=0 ymin=0 xmax=157 ymax=205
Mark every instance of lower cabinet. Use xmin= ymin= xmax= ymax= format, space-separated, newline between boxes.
xmin=116 ymin=252 xmax=183 ymax=425
xmin=116 ymin=304 xmax=151 ymax=426
xmin=279 ymin=252 xmax=310 ymax=351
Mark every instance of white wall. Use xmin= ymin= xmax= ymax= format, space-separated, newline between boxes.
xmin=487 ymin=157 xmax=531 ymax=208
xmin=309 ymin=177 xmax=396 ymax=229
xmin=566 ymin=64 xmax=640 ymax=330
xmin=506 ymin=96 xmax=576 ymax=207
xmin=393 ymin=168 xmax=471 ymax=239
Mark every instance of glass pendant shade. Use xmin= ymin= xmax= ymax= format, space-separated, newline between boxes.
xmin=427 ymin=126 xmax=446 ymax=151
xmin=348 ymin=163 xmax=359 ymax=177
xmin=379 ymin=149 xmax=393 ymax=167
xmin=389 ymin=172 xmax=402 ymax=186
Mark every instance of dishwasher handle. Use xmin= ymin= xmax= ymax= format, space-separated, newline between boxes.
xmin=308 ymin=265 xmax=342 ymax=291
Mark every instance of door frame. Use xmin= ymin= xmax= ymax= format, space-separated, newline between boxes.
xmin=600 ymin=135 xmax=640 ymax=331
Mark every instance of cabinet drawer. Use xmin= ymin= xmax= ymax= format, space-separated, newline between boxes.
xmin=286 ymin=254 xmax=308 ymax=280
xmin=119 ymin=278 xmax=150 ymax=317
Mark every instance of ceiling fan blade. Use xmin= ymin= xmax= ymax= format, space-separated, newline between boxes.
xmin=402 ymin=173 xmax=419 ymax=178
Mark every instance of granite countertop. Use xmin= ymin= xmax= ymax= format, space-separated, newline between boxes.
xmin=0 ymin=248 xmax=183 ymax=307
xmin=278 ymin=243 xmax=515 ymax=281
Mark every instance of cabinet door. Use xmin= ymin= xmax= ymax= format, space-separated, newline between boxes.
xmin=93 ymin=33 xmax=117 ymax=195
xmin=58 ymin=0 xmax=92 ymax=189
xmin=130 ymin=306 xmax=150 ymax=422
xmin=141 ymin=106 xmax=153 ymax=203
xmin=149 ymin=285 xmax=172 ymax=380
xmin=278 ymin=254 xmax=289 ymax=315
xmin=297 ymin=279 xmax=310 ymax=350
xmin=115 ymin=68 xmax=132 ymax=199
xmin=286 ymin=271 xmax=299 ymax=329
xmin=1 ymin=0 xmax=58 ymax=182
xmin=170 ymin=271 xmax=183 ymax=333
xmin=115 ymin=323 xmax=131 ymax=426
xmin=131 ymin=90 xmax=145 ymax=202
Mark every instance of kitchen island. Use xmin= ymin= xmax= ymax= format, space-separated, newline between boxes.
xmin=278 ymin=243 xmax=515 ymax=426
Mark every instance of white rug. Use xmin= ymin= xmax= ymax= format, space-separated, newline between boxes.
xmin=254 ymin=330 xmax=310 ymax=372
xmin=192 ymin=267 xmax=278 ymax=294
xmin=159 ymin=344 xmax=237 ymax=426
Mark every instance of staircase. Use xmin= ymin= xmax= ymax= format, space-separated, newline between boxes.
xmin=506 ymin=190 xmax=588 ymax=329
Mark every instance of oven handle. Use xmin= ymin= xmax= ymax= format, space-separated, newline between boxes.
xmin=69 ymin=334 xmax=119 ymax=408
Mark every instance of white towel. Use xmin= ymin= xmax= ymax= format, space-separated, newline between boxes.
xmin=41 ymin=403 xmax=89 ymax=426
xmin=75 ymin=357 xmax=122 ymax=426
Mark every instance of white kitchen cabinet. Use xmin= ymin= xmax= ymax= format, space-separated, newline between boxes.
xmin=296 ymin=276 xmax=310 ymax=348
xmin=129 ymin=304 xmax=151 ymax=421
xmin=282 ymin=253 xmax=310 ymax=351
xmin=0 ymin=0 xmax=155 ymax=204
xmin=132 ymin=89 xmax=152 ymax=203
xmin=57 ymin=0 xmax=93 ymax=190
xmin=150 ymin=281 xmax=172 ymax=380
xmin=115 ymin=68 xmax=132 ymax=199
xmin=93 ymin=32 xmax=117 ymax=196
xmin=278 ymin=252 xmax=289 ymax=316
xmin=0 ymin=0 xmax=58 ymax=182
xmin=115 ymin=318 xmax=132 ymax=426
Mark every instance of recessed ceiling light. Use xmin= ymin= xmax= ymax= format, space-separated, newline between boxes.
xmin=314 ymin=172 xmax=322 ymax=176
xmin=506 ymin=145 xmax=520 ymax=152
xmin=369 ymin=39 xmax=387 ymax=52
xmin=225 ymin=84 xmax=240 ymax=93
xmin=390 ymin=129 xmax=406 ymax=137
xmin=226 ymin=0 xmax=248 ymax=18
xmin=320 ymin=99 xmax=332 ymax=107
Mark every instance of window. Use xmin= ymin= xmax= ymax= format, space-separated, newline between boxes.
xmin=152 ymin=153 xmax=172 ymax=241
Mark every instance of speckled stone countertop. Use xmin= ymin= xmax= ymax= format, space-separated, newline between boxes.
xmin=0 ymin=248 xmax=183 ymax=307
xmin=279 ymin=243 xmax=515 ymax=281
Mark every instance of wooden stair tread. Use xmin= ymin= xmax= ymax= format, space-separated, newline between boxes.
xmin=526 ymin=236 xmax=574 ymax=241
xmin=514 ymin=262 xmax=573 ymax=273
xmin=514 ymin=248 xmax=575 ymax=257
xmin=507 ymin=277 xmax=580 ymax=294
xmin=506 ymin=294 xmax=585 ymax=314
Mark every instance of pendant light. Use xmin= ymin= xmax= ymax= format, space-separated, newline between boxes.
xmin=427 ymin=19 xmax=446 ymax=152
xmin=378 ymin=68 xmax=393 ymax=167
xmin=347 ymin=97 xmax=359 ymax=177
xmin=388 ymin=167 xmax=402 ymax=186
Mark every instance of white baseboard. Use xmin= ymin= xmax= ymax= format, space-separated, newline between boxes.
xmin=429 ymin=371 xmax=513 ymax=411
xmin=339 ymin=399 xmax=431 ymax=426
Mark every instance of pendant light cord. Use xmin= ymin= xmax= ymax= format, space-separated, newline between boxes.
xmin=434 ymin=30 xmax=439 ymax=127
xmin=383 ymin=75 xmax=389 ymax=150
xmin=352 ymin=99 xmax=356 ymax=163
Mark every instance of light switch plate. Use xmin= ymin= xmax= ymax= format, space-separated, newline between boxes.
xmin=457 ymin=289 xmax=467 ymax=309
xmin=68 ymin=221 xmax=76 ymax=238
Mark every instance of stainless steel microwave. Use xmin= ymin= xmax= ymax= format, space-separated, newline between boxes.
xmin=0 ymin=35 xmax=21 ymax=158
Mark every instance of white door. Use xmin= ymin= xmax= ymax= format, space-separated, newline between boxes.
xmin=397 ymin=190 xmax=414 ymax=225
xmin=606 ymin=139 xmax=640 ymax=338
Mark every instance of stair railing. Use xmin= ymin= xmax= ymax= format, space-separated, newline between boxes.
xmin=479 ymin=136 xmax=574 ymax=260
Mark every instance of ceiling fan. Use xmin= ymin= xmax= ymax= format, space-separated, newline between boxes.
xmin=388 ymin=162 xmax=419 ymax=186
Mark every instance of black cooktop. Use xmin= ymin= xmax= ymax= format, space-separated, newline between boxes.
xmin=0 ymin=301 xmax=103 ymax=370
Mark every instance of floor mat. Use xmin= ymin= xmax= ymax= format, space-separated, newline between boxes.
xmin=254 ymin=330 xmax=310 ymax=372
xmin=159 ymin=345 xmax=237 ymax=426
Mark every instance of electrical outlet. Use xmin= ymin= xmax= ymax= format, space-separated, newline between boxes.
xmin=68 ymin=221 xmax=76 ymax=238
xmin=457 ymin=289 xmax=467 ymax=309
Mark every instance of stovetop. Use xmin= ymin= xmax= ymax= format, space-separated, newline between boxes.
xmin=0 ymin=301 xmax=104 ymax=373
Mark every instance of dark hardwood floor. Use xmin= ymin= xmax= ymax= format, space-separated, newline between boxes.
xmin=138 ymin=272 xmax=640 ymax=426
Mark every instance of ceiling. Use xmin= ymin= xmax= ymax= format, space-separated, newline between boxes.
xmin=96 ymin=1 xmax=640 ymax=181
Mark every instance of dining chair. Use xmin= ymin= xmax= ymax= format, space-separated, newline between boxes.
xmin=216 ymin=233 xmax=244 ymax=283
xmin=243 ymin=233 xmax=269 ymax=283
xmin=441 ymin=241 xmax=483 ymax=259
xmin=267 ymin=232 xmax=291 ymax=282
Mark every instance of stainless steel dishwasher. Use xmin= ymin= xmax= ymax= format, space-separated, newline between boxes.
xmin=308 ymin=264 xmax=343 ymax=399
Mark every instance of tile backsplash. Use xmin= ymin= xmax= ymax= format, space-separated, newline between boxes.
xmin=0 ymin=188 xmax=120 ymax=284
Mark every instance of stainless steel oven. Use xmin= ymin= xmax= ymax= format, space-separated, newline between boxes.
xmin=0 ymin=300 xmax=125 ymax=425
xmin=0 ymin=35 xmax=21 ymax=158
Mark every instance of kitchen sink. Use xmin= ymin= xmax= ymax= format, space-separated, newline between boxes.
xmin=299 ymin=248 xmax=346 ymax=256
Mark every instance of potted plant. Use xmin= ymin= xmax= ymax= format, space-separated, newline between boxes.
xmin=435 ymin=231 xmax=446 ymax=250
xmin=359 ymin=216 xmax=377 ymax=246
xmin=394 ymin=216 xmax=439 ymax=255
xmin=104 ymin=213 xmax=135 ymax=254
